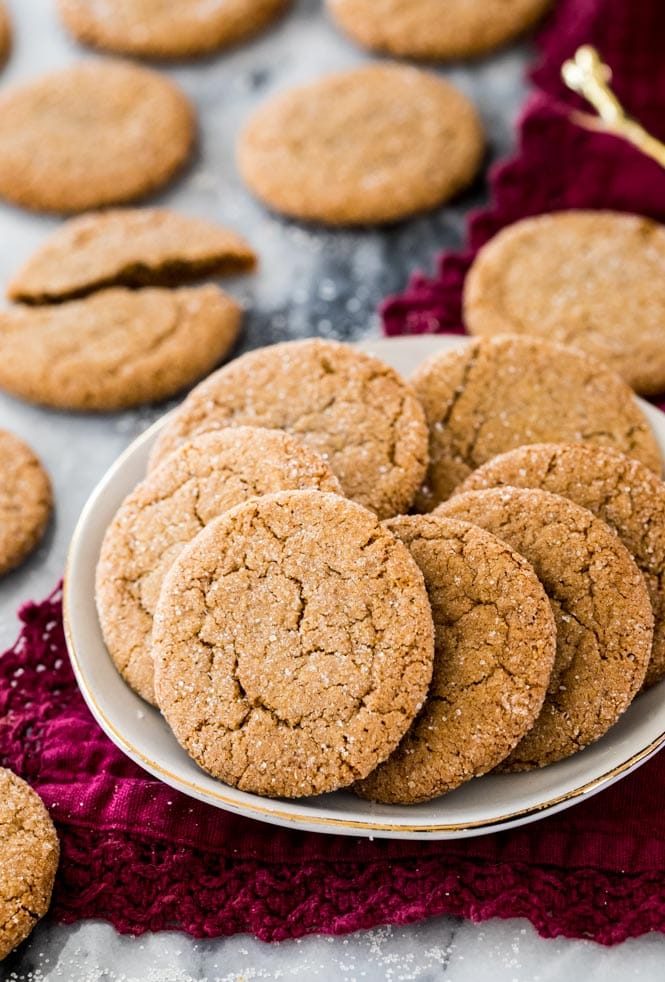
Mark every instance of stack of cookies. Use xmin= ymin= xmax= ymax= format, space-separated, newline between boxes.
xmin=95 ymin=334 xmax=663 ymax=803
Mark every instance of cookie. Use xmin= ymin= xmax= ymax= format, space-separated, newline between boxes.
xmin=0 ymin=61 xmax=194 ymax=213
xmin=356 ymin=516 xmax=555 ymax=803
xmin=327 ymin=0 xmax=552 ymax=61
xmin=8 ymin=209 xmax=256 ymax=305
xmin=149 ymin=338 xmax=429 ymax=519
xmin=0 ymin=285 xmax=241 ymax=412
xmin=237 ymin=64 xmax=484 ymax=226
xmin=464 ymin=211 xmax=665 ymax=396
xmin=96 ymin=427 xmax=343 ymax=704
xmin=152 ymin=490 xmax=435 ymax=797
xmin=0 ymin=431 xmax=52 ymax=577
xmin=457 ymin=443 xmax=665 ymax=689
xmin=57 ymin=0 xmax=290 ymax=59
xmin=0 ymin=768 xmax=59 ymax=961
xmin=410 ymin=335 xmax=662 ymax=510
xmin=0 ymin=1 xmax=11 ymax=65
xmin=436 ymin=487 xmax=654 ymax=769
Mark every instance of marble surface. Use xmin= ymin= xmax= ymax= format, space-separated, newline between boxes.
xmin=2 ymin=1 xmax=665 ymax=979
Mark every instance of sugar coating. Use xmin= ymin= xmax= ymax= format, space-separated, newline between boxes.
xmin=436 ymin=487 xmax=654 ymax=769
xmin=0 ymin=768 xmax=59 ymax=961
xmin=356 ymin=516 xmax=556 ymax=803
xmin=150 ymin=338 xmax=429 ymax=519
xmin=410 ymin=334 xmax=662 ymax=509
xmin=97 ymin=428 xmax=342 ymax=704
xmin=0 ymin=430 xmax=52 ymax=577
xmin=152 ymin=490 xmax=435 ymax=798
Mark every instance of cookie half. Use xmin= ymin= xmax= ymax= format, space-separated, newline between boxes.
xmin=9 ymin=208 xmax=256 ymax=305
xmin=328 ymin=0 xmax=552 ymax=61
xmin=57 ymin=0 xmax=290 ymax=59
xmin=149 ymin=338 xmax=429 ymax=519
xmin=0 ymin=60 xmax=194 ymax=213
xmin=464 ymin=211 xmax=665 ymax=395
xmin=153 ymin=490 xmax=435 ymax=797
xmin=0 ymin=769 xmax=59 ymax=961
xmin=410 ymin=335 xmax=662 ymax=509
xmin=436 ymin=487 xmax=654 ymax=769
xmin=356 ymin=515 xmax=555 ymax=803
xmin=237 ymin=64 xmax=483 ymax=225
xmin=96 ymin=427 xmax=342 ymax=704
xmin=0 ymin=285 xmax=241 ymax=411
xmin=0 ymin=431 xmax=52 ymax=577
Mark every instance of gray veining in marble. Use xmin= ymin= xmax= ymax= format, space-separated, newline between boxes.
xmin=1 ymin=0 xmax=664 ymax=979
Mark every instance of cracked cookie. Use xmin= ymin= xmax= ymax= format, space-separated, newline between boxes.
xmin=237 ymin=64 xmax=483 ymax=225
xmin=8 ymin=208 xmax=256 ymax=305
xmin=0 ymin=768 xmax=59 ymax=961
xmin=436 ymin=487 xmax=653 ymax=769
xmin=57 ymin=0 xmax=291 ymax=59
xmin=149 ymin=338 xmax=429 ymax=519
xmin=0 ymin=60 xmax=194 ymax=213
xmin=0 ymin=430 xmax=52 ymax=577
xmin=327 ymin=0 xmax=552 ymax=61
xmin=0 ymin=285 xmax=241 ymax=411
xmin=96 ymin=427 xmax=343 ymax=704
xmin=464 ymin=211 xmax=665 ymax=396
xmin=410 ymin=335 xmax=662 ymax=510
xmin=152 ymin=490 xmax=435 ymax=797
xmin=457 ymin=442 xmax=665 ymax=689
xmin=356 ymin=515 xmax=555 ymax=803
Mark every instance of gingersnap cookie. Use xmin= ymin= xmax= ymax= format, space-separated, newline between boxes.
xmin=327 ymin=0 xmax=552 ymax=61
xmin=149 ymin=338 xmax=429 ymax=519
xmin=356 ymin=516 xmax=555 ymax=804
xmin=457 ymin=443 xmax=665 ymax=689
xmin=57 ymin=0 xmax=290 ymax=59
xmin=0 ymin=285 xmax=240 ymax=412
xmin=464 ymin=212 xmax=665 ymax=396
xmin=237 ymin=64 xmax=484 ymax=226
xmin=153 ymin=490 xmax=435 ymax=797
xmin=96 ymin=427 xmax=343 ymax=704
xmin=9 ymin=209 xmax=256 ymax=305
xmin=0 ymin=768 xmax=59 ymax=961
xmin=0 ymin=1 xmax=11 ymax=65
xmin=436 ymin=487 xmax=654 ymax=769
xmin=0 ymin=431 xmax=52 ymax=577
xmin=410 ymin=335 xmax=662 ymax=510
xmin=0 ymin=61 xmax=194 ymax=213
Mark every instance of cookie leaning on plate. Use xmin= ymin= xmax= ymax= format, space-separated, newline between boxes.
xmin=149 ymin=338 xmax=429 ymax=519
xmin=0 ymin=768 xmax=59 ymax=961
xmin=96 ymin=427 xmax=342 ymax=705
xmin=410 ymin=334 xmax=662 ymax=510
xmin=0 ymin=430 xmax=52 ymax=577
xmin=437 ymin=487 xmax=654 ymax=769
xmin=152 ymin=490 xmax=435 ymax=798
xmin=237 ymin=64 xmax=483 ymax=225
xmin=356 ymin=516 xmax=556 ymax=804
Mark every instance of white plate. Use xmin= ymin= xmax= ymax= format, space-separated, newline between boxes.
xmin=64 ymin=335 xmax=665 ymax=839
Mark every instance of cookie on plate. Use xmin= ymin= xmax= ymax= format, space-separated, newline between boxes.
xmin=0 ymin=431 xmax=52 ymax=577
xmin=410 ymin=335 xmax=662 ymax=509
xmin=356 ymin=515 xmax=555 ymax=803
xmin=327 ymin=0 xmax=552 ymax=61
xmin=436 ymin=487 xmax=654 ymax=769
xmin=96 ymin=427 xmax=343 ymax=704
xmin=0 ymin=768 xmax=59 ymax=961
xmin=0 ymin=285 xmax=241 ymax=411
xmin=457 ymin=443 xmax=665 ymax=689
xmin=464 ymin=211 xmax=665 ymax=395
xmin=57 ymin=0 xmax=291 ymax=59
xmin=0 ymin=61 xmax=194 ymax=213
xmin=149 ymin=338 xmax=429 ymax=519
xmin=8 ymin=209 xmax=256 ymax=305
xmin=237 ymin=64 xmax=483 ymax=225
xmin=153 ymin=490 xmax=435 ymax=797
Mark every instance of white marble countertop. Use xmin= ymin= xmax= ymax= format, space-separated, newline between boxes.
xmin=2 ymin=1 xmax=665 ymax=979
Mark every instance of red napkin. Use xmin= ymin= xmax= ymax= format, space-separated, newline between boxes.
xmin=4 ymin=0 xmax=665 ymax=950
